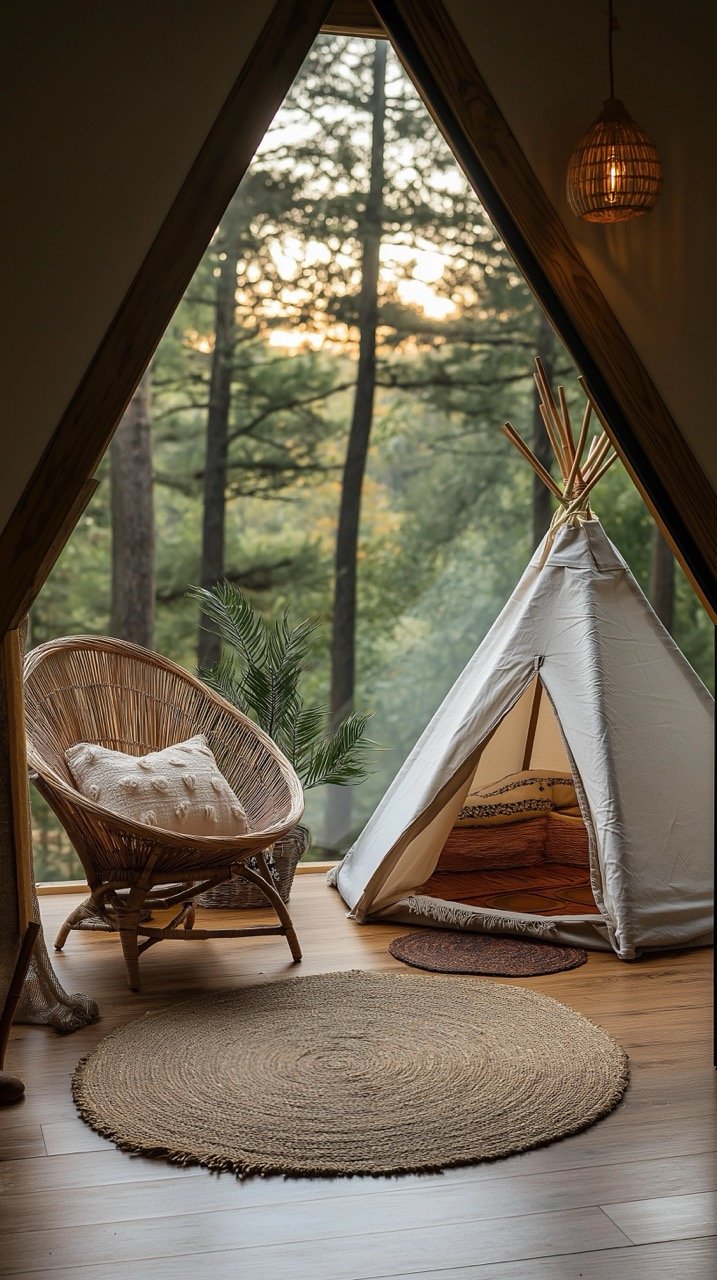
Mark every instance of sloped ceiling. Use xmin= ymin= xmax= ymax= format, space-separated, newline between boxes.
xmin=1 ymin=0 xmax=714 ymax=551
xmin=443 ymin=0 xmax=716 ymax=487
xmin=0 ymin=0 xmax=275 ymax=532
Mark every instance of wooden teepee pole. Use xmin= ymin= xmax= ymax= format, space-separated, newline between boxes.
xmin=537 ymin=405 xmax=569 ymax=479
xmin=584 ymin=449 xmax=618 ymax=491
xmin=503 ymin=361 xmax=620 ymax=526
xmin=582 ymin=433 xmax=613 ymax=483
xmin=563 ymin=402 xmax=592 ymax=497
xmin=501 ymin=423 xmax=566 ymax=501
xmin=534 ymin=359 xmax=571 ymax=478
xmin=557 ymin=385 xmax=576 ymax=456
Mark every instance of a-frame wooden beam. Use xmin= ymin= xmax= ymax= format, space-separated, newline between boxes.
xmin=373 ymin=0 xmax=716 ymax=616
xmin=0 ymin=0 xmax=334 ymax=635
xmin=324 ymin=1 xmax=384 ymax=37
xmin=0 ymin=0 xmax=715 ymax=633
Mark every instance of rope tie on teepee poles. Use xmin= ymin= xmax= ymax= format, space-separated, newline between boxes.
xmin=502 ymin=359 xmax=619 ymax=566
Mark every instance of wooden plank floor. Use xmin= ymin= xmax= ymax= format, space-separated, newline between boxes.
xmin=0 ymin=877 xmax=715 ymax=1278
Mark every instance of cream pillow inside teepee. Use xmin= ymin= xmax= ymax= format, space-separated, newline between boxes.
xmin=65 ymin=734 xmax=249 ymax=838
xmin=456 ymin=770 xmax=578 ymax=827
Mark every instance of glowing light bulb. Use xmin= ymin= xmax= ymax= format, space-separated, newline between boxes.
xmin=566 ymin=99 xmax=662 ymax=222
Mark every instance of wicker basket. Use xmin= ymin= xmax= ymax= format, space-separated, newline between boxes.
xmin=196 ymin=825 xmax=309 ymax=908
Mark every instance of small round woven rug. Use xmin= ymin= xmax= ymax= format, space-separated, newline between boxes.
xmin=73 ymin=970 xmax=627 ymax=1178
xmin=389 ymin=930 xmax=587 ymax=976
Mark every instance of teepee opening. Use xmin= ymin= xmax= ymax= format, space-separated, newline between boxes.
xmin=415 ymin=675 xmax=600 ymax=921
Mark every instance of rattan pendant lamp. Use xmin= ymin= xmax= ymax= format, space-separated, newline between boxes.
xmin=566 ymin=0 xmax=663 ymax=222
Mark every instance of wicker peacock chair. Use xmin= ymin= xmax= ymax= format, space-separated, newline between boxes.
xmin=24 ymin=636 xmax=305 ymax=990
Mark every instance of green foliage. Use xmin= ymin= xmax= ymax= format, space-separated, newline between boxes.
xmin=31 ymin=790 xmax=83 ymax=882
xmin=189 ymin=582 xmax=374 ymax=790
xmin=302 ymin=712 xmax=374 ymax=789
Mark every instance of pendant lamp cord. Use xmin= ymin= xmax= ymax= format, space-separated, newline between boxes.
xmin=608 ymin=0 xmax=616 ymax=99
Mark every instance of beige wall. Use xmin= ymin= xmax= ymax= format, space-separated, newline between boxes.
xmin=444 ymin=0 xmax=717 ymax=489
xmin=0 ymin=0 xmax=274 ymax=532
xmin=1 ymin=0 xmax=714 ymax=541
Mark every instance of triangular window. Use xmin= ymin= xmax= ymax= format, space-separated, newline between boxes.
xmin=29 ymin=29 xmax=711 ymax=882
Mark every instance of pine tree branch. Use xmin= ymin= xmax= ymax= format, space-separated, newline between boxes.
xmin=158 ymin=560 xmax=295 ymax=604
xmin=226 ymin=381 xmax=356 ymax=444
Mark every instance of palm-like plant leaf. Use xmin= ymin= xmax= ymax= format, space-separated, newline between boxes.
xmin=199 ymin=650 xmax=252 ymax=718
xmin=240 ymin=664 xmax=276 ymax=735
xmin=302 ymin=712 xmax=375 ymax=790
xmin=189 ymin=582 xmax=374 ymax=790
xmin=260 ymin=612 xmax=320 ymax=739
xmin=188 ymin=582 xmax=268 ymax=667
xmin=280 ymin=702 xmax=326 ymax=776
xmin=266 ymin=610 xmax=318 ymax=673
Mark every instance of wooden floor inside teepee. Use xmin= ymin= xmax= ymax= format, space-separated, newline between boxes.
xmin=1 ymin=874 xmax=715 ymax=1279
xmin=418 ymin=861 xmax=601 ymax=916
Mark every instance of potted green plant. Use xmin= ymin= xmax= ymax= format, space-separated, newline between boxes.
xmin=188 ymin=581 xmax=373 ymax=907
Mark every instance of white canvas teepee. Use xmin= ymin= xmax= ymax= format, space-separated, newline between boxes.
xmin=330 ymin=367 xmax=714 ymax=958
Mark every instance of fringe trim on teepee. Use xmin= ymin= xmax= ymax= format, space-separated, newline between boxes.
xmin=400 ymin=894 xmax=558 ymax=937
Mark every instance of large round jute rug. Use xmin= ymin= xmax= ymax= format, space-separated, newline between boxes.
xmin=73 ymin=970 xmax=628 ymax=1178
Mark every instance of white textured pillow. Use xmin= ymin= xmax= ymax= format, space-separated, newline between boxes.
xmin=65 ymin=734 xmax=249 ymax=838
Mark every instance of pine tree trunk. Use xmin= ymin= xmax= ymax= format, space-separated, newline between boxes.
xmin=532 ymin=311 xmax=556 ymax=548
xmin=326 ymin=40 xmax=387 ymax=846
xmin=110 ymin=369 xmax=154 ymax=647
xmin=649 ymin=524 xmax=675 ymax=632
xmin=197 ymin=197 xmax=244 ymax=671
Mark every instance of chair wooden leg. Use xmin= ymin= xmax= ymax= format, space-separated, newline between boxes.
xmin=54 ymin=890 xmax=109 ymax=950
xmin=115 ymin=851 xmax=160 ymax=991
xmin=54 ymin=914 xmax=77 ymax=951
xmin=236 ymin=853 xmax=302 ymax=963
xmin=118 ymin=916 xmax=142 ymax=992
xmin=284 ymin=919 xmax=302 ymax=963
xmin=277 ymin=906 xmax=302 ymax=963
